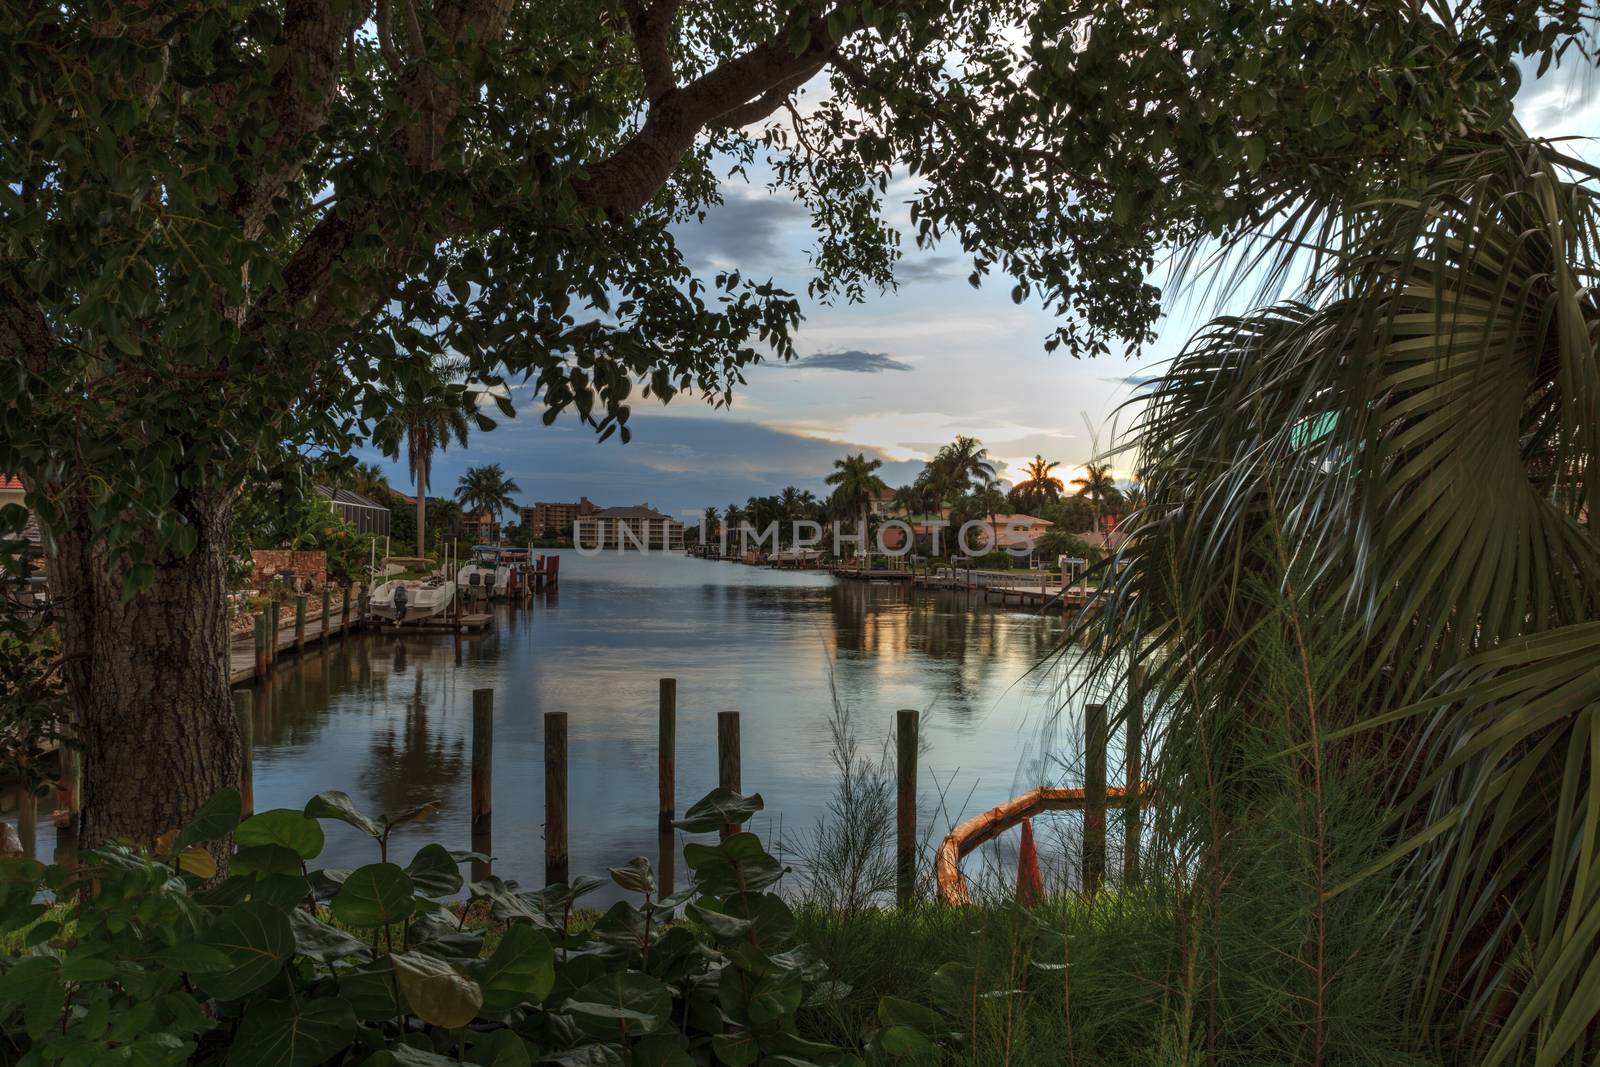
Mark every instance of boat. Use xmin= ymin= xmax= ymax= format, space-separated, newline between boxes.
xmin=455 ymin=544 xmax=531 ymax=599
xmin=366 ymin=543 xmax=457 ymax=623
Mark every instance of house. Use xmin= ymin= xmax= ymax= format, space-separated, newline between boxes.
xmin=574 ymin=504 xmax=685 ymax=550
xmin=314 ymin=486 xmax=392 ymax=536
xmin=520 ymin=497 xmax=599 ymax=538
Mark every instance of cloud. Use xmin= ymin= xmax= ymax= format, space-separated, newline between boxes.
xmin=670 ymin=189 xmax=811 ymax=275
xmin=896 ymin=254 xmax=964 ymax=282
xmin=787 ymin=349 xmax=912 ymax=373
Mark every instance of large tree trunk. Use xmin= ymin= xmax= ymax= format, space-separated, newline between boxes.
xmin=416 ymin=473 xmax=427 ymax=557
xmin=44 ymin=491 xmax=241 ymax=855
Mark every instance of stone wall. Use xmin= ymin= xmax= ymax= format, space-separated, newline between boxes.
xmin=250 ymin=549 xmax=327 ymax=589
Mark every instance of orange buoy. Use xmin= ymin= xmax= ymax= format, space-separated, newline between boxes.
xmin=1017 ymin=816 xmax=1044 ymax=905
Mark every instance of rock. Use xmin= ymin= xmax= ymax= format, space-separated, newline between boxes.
xmin=0 ymin=821 xmax=22 ymax=858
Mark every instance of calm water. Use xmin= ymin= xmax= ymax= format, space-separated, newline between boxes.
xmin=20 ymin=551 xmax=1101 ymax=900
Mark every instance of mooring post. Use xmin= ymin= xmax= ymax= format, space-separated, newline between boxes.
xmin=341 ymin=584 xmax=350 ymax=631
xmin=233 ymin=689 xmax=254 ymax=818
xmin=717 ymin=710 xmax=742 ymax=840
xmin=16 ymin=787 xmax=36 ymax=860
xmin=54 ymin=741 xmax=79 ymax=830
xmin=268 ymin=598 xmax=281 ymax=666
xmin=1083 ymin=701 xmax=1108 ymax=895
xmin=658 ymin=679 xmax=677 ymax=831
xmin=896 ymin=708 xmax=919 ymax=907
xmin=358 ymin=588 xmax=369 ymax=629
xmin=544 ymin=712 xmax=568 ymax=885
xmin=254 ymin=612 xmax=269 ymax=678
xmin=471 ymin=688 xmax=493 ymax=835
xmin=1124 ymin=663 xmax=1144 ymax=881
xmin=294 ymin=594 xmax=306 ymax=653
xmin=321 ymin=586 xmax=331 ymax=643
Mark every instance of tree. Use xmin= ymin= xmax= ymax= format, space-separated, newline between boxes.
xmin=1011 ymin=454 xmax=1064 ymax=512
xmin=701 ymin=506 xmax=720 ymax=547
xmin=935 ymin=435 xmax=997 ymax=497
xmin=1 ymin=0 xmax=1579 ymax=860
xmin=377 ymin=358 xmax=506 ymax=559
xmin=826 ymin=453 xmax=887 ymax=560
xmin=455 ymin=463 xmax=522 ymax=522
xmin=1069 ymin=462 xmax=1121 ymax=525
xmin=343 ymin=462 xmax=394 ymax=502
xmin=1081 ymin=128 xmax=1600 ymax=1060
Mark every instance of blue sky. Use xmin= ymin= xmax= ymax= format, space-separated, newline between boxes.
xmin=361 ymin=61 xmax=1598 ymax=522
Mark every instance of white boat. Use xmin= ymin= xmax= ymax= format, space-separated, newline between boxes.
xmin=455 ymin=545 xmax=530 ymax=599
xmin=367 ymin=551 xmax=456 ymax=624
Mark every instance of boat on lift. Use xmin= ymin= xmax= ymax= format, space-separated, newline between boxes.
xmin=455 ymin=544 xmax=530 ymax=599
xmin=367 ymin=540 xmax=457 ymax=623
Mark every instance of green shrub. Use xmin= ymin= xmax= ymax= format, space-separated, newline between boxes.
xmin=0 ymin=787 xmax=886 ymax=1067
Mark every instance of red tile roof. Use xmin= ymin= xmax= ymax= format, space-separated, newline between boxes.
xmin=0 ymin=476 xmax=23 ymax=492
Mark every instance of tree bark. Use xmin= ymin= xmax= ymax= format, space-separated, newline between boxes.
xmin=44 ymin=492 xmax=241 ymax=856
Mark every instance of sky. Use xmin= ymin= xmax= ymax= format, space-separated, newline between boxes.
xmin=360 ymin=57 xmax=1598 ymax=524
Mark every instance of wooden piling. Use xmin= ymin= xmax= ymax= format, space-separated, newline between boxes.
xmin=341 ymin=584 xmax=350 ymax=630
xmin=544 ymin=712 xmax=568 ymax=885
xmin=321 ymin=586 xmax=332 ymax=643
xmin=1124 ymin=664 xmax=1144 ymax=881
xmin=233 ymin=689 xmax=254 ymax=818
xmin=253 ymin=612 xmax=269 ymax=678
xmin=16 ymin=787 xmax=35 ymax=860
xmin=471 ymin=688 xmax=493 ymax=835
xmin=294 ymin=594 xmax=306 ymax=653
xmin=717 ymin=710 xmax=741 ymax=840
xmin=658 ymin=679 xmax=676 ymax=831
xmin=896 ymin=708 xmax=919 ymax=907
xmin=54 ymin=742 xmax=79 ymax=830
xmin=1083 ymin=702 xmax=1107 ymax=895
xmin=267 ymin=599 xmax=281 ymax=665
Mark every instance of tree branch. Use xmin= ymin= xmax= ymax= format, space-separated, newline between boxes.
xmin=623 ymin=0 xmax=681 ymax=103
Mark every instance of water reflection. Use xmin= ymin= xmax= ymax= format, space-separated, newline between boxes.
xmin=12 ymin=552 xmax=1090 ymax=901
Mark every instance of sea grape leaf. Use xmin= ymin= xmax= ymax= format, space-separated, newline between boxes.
xmin=236 ymin=809 xmax=325 ymax=861
xmin=391 ymin=950 xmax=483 ymax=1028
xmin=330 ymin=863 xmax=415 ymax=928
xmin=564 ymin=970 xmax=672 ymax=1038
xmin=304 ymin=791 xmax=382 ymax=838
xmin=201 ymin=900 xmax=294 ymax=1001
xmin=404 ymin=843 xmax=463 ymax=898
xmin=289 ymin=908 xmax=374 ymax=964
xmin=470 ymin=923 xmax=555 ymax=1017
xmin=608 ymin=856 xmax=654 ymax=895
xmin=228 ymin=996 xmax=356 ymax=1067
xmin=672 ymin=788 xmax=763 ymax=834
xmin=176 ymin=789 xmax=242 ymax=851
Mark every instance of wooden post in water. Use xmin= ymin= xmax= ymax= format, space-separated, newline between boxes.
xmin=1082 ymin=702 xmax=1108 ymax=895
xmin=16 ymin=787 xmax=35 ymax=860
xmin=717 ymin=711 xmax=741 ymax=839
xmin=659 ymin=678 xmax=678 ymax=894
xmin=233 ymin=689 xmax=254 ymax=818
xmin=544 ymin=712 xmax=568 ymax=885
xmin=321 ymin=586 xmax=332 ymax=643
xmin=1124 ymin=663 xmax=1144 ymax=882
xmin=658 ymin=679 xmax=677 ymax=830
xmin=471 ymin=689 xmax=493 ymax=835
xmin=254 ymin=612 xmax=269 ymax=678
xmin=54 ymin=741 xmax=80 ymax=830
xmin=294 ymin=594 xmax=306 ymax=653
xmin=268 ymin=599 xmax=281 ymax=666
xmin=896 ymin=709 xmax=919 ymax=907
xmin=341 ymin=584 xmax=350 ymax=630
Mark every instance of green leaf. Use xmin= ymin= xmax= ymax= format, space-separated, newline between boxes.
xmin=176 ymin=789 xmax=243 ymax=851
xmin=608 ymin=856 xmax=655 ymax=896
xmin=633 ymin=1036 xmax=695 ymax=1067
xmin=877 ymin=995 xmax=946 ymax=1032
xmin=236 ymin=809 xmax=325 ymax=861
xmin=465 ymin=1030 xmax=533 ymax=1067
xmin=564 ymin=970 xmax=672 ymax=1038
xmin=470 ymin=923 xmax=554 ymax=1017
xmin=711 ymin=1032 xmax=759 ymax=1066
xmin=340 ymin=958 xmax=402 ymax=1023
xmin=228 ymin=996 xmax=356 ymax=1067
xmin=391 ymin=950 xmax=484 ymax=1028
xmin=145 ymin=943 xmax=233 ymax=974
xmin=878 ymin=1025 xmax=936 ymax=1058
xmin=202 ymin=900 xmax=295 ymax=1001
xmin=289 ymin=908 xmax=374 ymax=963
xmin=330 ymin=863 xmax=415 ymax=928
xmin=672 ymin=788 xmax=763 ymax=834
xmin=747 ymin=967 xmax=803 ymax=1028
xmin=232 ymin=844 xmax=306 ymax=877
xmin=304 ymin=791 xmax=382 ymax=838
xmin=404 ymin=843 xmax=463 ymax=898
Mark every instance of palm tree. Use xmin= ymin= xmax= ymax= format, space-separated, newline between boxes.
xmin=936 ymin=435 xmax=997 ymax=496
xmin=1080 ymin=126 xmax=1600 ymax=1063
xmin=701 ymin=506 xmax=719 ymax=547
xmin=344 ymin=462 xmax=392 ymax=501
xmin=454 ymin=464 xmax=521 ymax=523
xmin=825 ymin=453 xmax=888 ymax=561
xmin=1013 ymin=454 xmax=1065 ymax=512
xmin=377 ymin=358 xmax=511 ymax=557
xmin=1069 ymin=462 xmax=1120 ymax=526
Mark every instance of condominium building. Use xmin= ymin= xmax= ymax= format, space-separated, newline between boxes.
xmin=573 ymin=504 xmax=685 ymax=550
xmin=520 ymin=496 xmax=598 ymax=537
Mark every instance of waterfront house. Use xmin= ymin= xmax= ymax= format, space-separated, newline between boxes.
xmin=574 ymin=504 xmax=685 ymax=550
